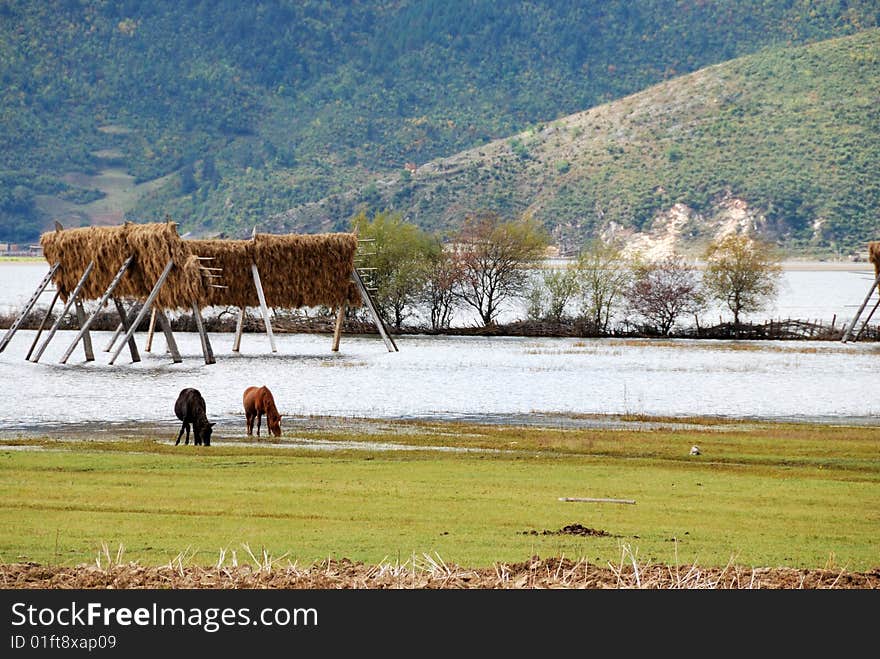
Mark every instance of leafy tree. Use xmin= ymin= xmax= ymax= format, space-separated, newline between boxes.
xmin=351 ymin=209 xmax=434 ymax=330
xmin=625 ymin=254 xmax=703 ymax=335
xmin=702 ymin=234 xmax=782 ymax=329
xmin=575 ymin=240 xmax=631 ymax=334
xmin=451 ymin=211 xmax=549 ymax=326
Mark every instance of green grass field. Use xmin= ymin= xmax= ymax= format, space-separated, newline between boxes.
xmin=1 ymin=419 xmax=877 ymax=570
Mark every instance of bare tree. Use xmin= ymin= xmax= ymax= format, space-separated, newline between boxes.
xmin=422 ymin=246 xmax=463 ymax=330
xmin=625 ymin=254 xmax=703 ymax=335
xmin=575 ymin=240 xmax=631 ymax=334
xmin=702 ymin=234 xmax=782 ymax=330
xmin=452 ymin=211 xmax=548 ymax=326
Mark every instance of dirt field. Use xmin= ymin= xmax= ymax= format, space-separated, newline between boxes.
xmin=2 ymin=559 xmax=877 ymax=589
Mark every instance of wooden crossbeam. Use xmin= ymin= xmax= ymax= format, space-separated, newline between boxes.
xmin=0 ymin=262 xmax=60 ymax=353
xmin=109 ymin=259 xmax=174 ymax=365
xmin=103 ymin=322 xmax=123 ymax=352
xmin=60 ymin=256 xmax=134 ymax=364
xmin=112 ymin=298 xmax=140 ymax=362
xmin=30 ymin=261 xmax=95 ymax=363
xmin=841 ymin=270 xmax=880 ymax=343
xmin=25 ymin=287 xmax=61 ymax=361
xmin=351 ymin=268 xmax=397 ymax=352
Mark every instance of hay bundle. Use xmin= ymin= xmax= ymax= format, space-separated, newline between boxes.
xmin=40 ymin=221 xmax=205 ymax=310
xmin=869 ymin=241 xmax=880 ymax=277
xmin=184 ymin=239 xmax=257 ymax=308
xmin=40 ymin=225 xmax=144 ymax=302
xmin=125 ymin=222 xmax=204 ymax=309
xmin=253 ymin=233 xmax=361 ymax=308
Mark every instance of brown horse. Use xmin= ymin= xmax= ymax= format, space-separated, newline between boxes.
xmin=243 ymin=386 xmax=282 ymax=438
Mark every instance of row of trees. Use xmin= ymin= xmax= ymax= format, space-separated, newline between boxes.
xmin=352 ymin=210 xmax=783 ymax=335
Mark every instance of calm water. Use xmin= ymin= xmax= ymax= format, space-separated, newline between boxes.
xmin=1 ymin=261 xmax=878 ymax=435
xmin=0 ymin=328 xmax=878 ymax=433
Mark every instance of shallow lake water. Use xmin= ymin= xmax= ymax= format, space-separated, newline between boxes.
xmin=0 ymin=327 xmax=878 ymax=439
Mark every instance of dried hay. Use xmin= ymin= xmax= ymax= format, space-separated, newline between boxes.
xmin=186 ymin=233 xmax=361 ymax=309
xmin=869 ymin=241 xmax=880 ymax=277
xmin=41 ymin=225 xmax=139 ymax=301
xmin=40 ymin=221 xmax=204 ymax=310
xmin=40 ymin=222 xmax=361 ymax=312
xmin=253 ymin=233 xmax=361 ymax=308
xmin=184 ymin=239 xmax=256 ymax=308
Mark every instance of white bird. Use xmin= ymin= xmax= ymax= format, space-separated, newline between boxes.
xmin=690 ymin=445 xmax=701 ymax=456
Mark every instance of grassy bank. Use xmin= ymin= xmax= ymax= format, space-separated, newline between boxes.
xmin=0 ymin=420 xmax=877 ymax=570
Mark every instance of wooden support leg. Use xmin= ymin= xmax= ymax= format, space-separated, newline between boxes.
xmin=110 ymin=259 xmax=173 ymax=365
xmin=103 ymin=323 xmax=123 ymax=352
xmin=251 ymin=263 xmax=277 ymax=352
xmin=332 ymin=304 xmax=346 ymax=352
xmin=73 ymin=299 xmax=95 ymax=362
xmin=0 ymin=262 xmax=60 ymax=353
xmin=25 ymin=288 xmax=61 ymax=361
xmin=154 ymin=309 xmax=182 ymax=364
xmin=232 ymin=307 xmax=245 ymax=352
xmin=144 ymin=307 xmax=157 ymax=353
xmin=191 ymin=301 xmax=215 ymax=365
xmin=351 ymin=268 xmax=398 ymax=352
xmin=61 ymin=256 xmax=133 ymax=364
xmin=112 ymin=298 xmax=140 ymax=363
xmin=854 ymin=296 xmax=880 ymax=342
xmin=31 ymin=261 xmax=95 ymax=363
xmin=842 ymin=271 xmax=880 ymax=343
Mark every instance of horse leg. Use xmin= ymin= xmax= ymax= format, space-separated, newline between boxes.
xmin=185 ymin=423 xmax=191 ymax=445
xmin=246 ymin=412 xmax=253 ymax=436
xmin=256 ymin=412 xmax=262 ymax=438
xmin=176 ymin=422 xmax=186 ymax=445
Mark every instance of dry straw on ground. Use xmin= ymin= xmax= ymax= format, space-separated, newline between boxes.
xmin=41 ymin=223 xmax=361 ymax=311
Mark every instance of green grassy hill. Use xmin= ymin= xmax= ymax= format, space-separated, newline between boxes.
xmin=0 ymin=1 xmax=877 ymax=253
xmin=275 ymin=29 xmax=878 ymax=257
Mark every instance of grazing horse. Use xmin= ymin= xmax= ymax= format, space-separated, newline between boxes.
xmin=243 ymin=386 xmax=282 ymax=438
xmin=174 ymin=388 xmax=215 ymax=446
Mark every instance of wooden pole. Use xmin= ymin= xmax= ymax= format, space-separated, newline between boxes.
xmin=73 ymin=299 xmax=95 ymax=362
xmin=144 ymin=308 xmax=157 ymax=352
xmin=351 ymin=268 xmax=398 ymax=352
xmin=854 ymin=295 xmax=880 ymax=342
xmin=232 ymin=307 xmax=245 ymax=352
xmin=30 ymin=261 xmax=95 ymax=363
xmin=841 ymin=271 xmax=880 ymax=343
xmin=112 ymin=298 xmax=140 ymax=363
xmin=191 ymin=301 xmax=215 ymax=365
xmin=103 ymin=322 xmax=123 ymax=352
xmin=332 ymin=304 xmax=346 ymax=352
xmin=25 ymin=287 xmax=61 ymax=361
xmin=558 ymin=497 xmax=636 ymax=505
xmin=60 ymin=255 xmax=133 ymax=364
xmin=109 ymin=259 xmax=174 ymax=365
xmin=0 ymin=262 xmax=60 ymax=353
xmin=251 ymin=263 xmax=277 ymax=353
xmin=153 ymin=309 xmax=182 ymax=364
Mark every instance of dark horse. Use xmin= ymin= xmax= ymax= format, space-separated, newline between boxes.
xmin=243 ymin=385 xmax=282 ymax=438
xmin=174 ymin=388 xmax=215 ymax=446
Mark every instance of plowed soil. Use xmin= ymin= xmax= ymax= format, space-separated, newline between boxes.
xmin=2 ymin=559 xmax=877 ymax=589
